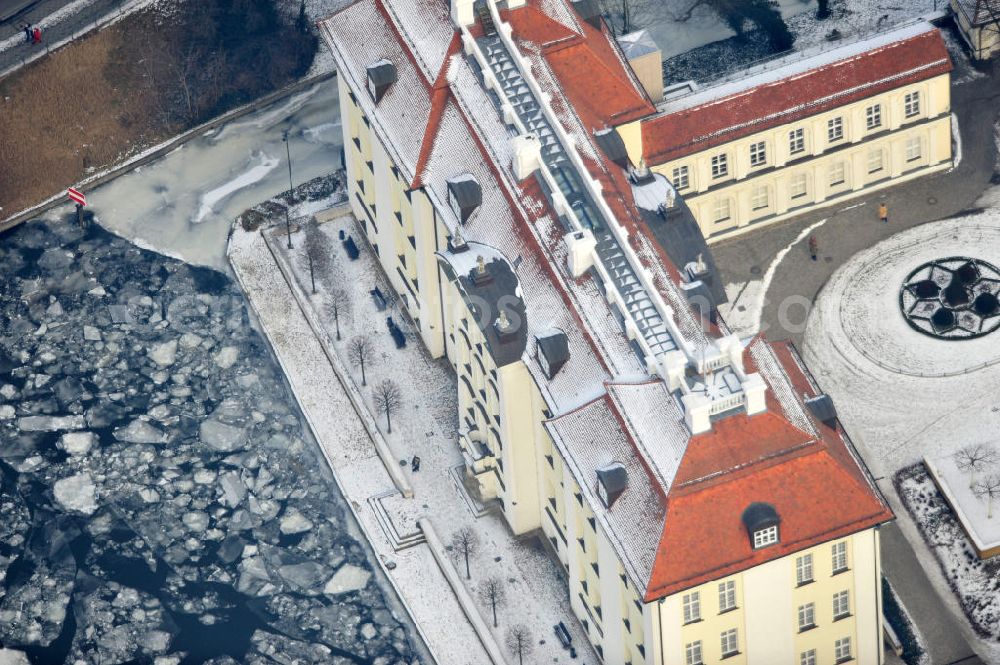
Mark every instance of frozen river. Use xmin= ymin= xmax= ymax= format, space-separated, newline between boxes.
xmin=52 ymin=79 xmax=343 ymax=273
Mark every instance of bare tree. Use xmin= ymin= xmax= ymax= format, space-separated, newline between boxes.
xmin=954 ymin=444 xmax=999 ymax=488
xmin=450 ymin=526 xmax=480 ymax=580
xmin=304 ymin=219 xmax=332 ymax=294
xmin=478 ymin=577 xmax=507 ymax=628
xmin=372 ymin=379 xmax=403 ymax=433
xmin=348 ymin=335 xmax=374 ymax=386
xmin=974 ymin=474 xmax=1000 ymax=519
xmin=327 ymin=289 xmax=350 ymax=341
xmin=505 ymin=624 xmax=534 ymax=665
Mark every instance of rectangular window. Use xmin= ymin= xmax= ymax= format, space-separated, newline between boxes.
xmin=685 ymin=641 xmax=703 ymax=665
xmin=800 ymin=649 xmax=817 ymax=665
xmin=711 ymin=154 xmax=729 ymax=179
xmin=833 ymin=590 xmax=851 ymax=619
xmin=866 ymin=104 xmax=882 ymax=130
xmin=789 ymin=128 xmax=805 ymax=155
xmin=713 ymin=198 xmax=731 ymax=223
xmin=683 ymin=592 xmax=701 ymax=624
xmin=718 ymin=580 xmax=737 ymax=612
xmin=672 ymin=165 xmax=690 ymax=190
xmin=796 ymin=554 xmax=814 ymax=585
xmin=835 ymin=636 xmax=852 ymax=662
xmin=829 ymin=161 xmax=846 ymax=187
xmin=867 ymin=149 xmax=884 ymax=174
xmin=720 ymin=629 xmax=739 ymax=657
xmin=753 ymin=525 xmax=779 ymax=548
xmin=906 ymin=135 xmax=922 ymax=162
xmin=751 ymin=185 xmax=769 ymax=211
xmin=750 ymin=141 xmax=767 ymax=167
xmin=827 ymin=117 xmax=844 ymax=142
xmin=798 ymin=602 xmax=815 ymax=631
xmin=905 ymin=91 xmax=921 ymax=118
xmin=790 ymin=173 xmax=808 ymax=200
xmin=832 ymin=541 xmax=849 ymax=572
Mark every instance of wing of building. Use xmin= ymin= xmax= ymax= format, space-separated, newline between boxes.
xmin=320 ymin=1 xmax=894 ymax=663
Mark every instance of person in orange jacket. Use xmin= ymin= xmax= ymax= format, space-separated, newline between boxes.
xmin=878 ymin=201 xmax=888 ymax=223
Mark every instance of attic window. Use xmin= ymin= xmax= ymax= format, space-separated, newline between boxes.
xmin=447 ymin=174 xmax=482 ymax=225
xmin=366 ymin=59 xmax=397 ymax=103
xmin=536 ymin=330 xmax=569 ymax=379
xmin=595 ymin=462 xmax=627 ymax=509
xmin=742 ymin=502 xmax=780 ymax=550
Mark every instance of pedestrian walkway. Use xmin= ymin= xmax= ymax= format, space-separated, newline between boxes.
xmin=228 ymin=223 xmax=491 ymax=665
xmin=229 ymin=215 xmax=596 ymax=665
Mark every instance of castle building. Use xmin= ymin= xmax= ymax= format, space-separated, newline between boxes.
xmin=321 ymin=1 xmax=894 ymax=662
xmin=616 ymin=22 xmax=954 ymax=242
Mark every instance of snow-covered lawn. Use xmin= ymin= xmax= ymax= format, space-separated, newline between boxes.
xmin=896 ymin=464 xmax=1000 ymax=643
xmin=255 ymin=208 xmax=598 ymax=663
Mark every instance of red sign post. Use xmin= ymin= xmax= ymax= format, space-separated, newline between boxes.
xmin=67 ymin=187 xmax=86 ymax=227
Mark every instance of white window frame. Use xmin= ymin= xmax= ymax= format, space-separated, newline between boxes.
xmin=904 ymin=91 xmax=921 ymax=118
xmin=751 ymin=185 xmax=769 ymax=211
xmin=753 ymin=524 xmax=779 ymax=548
xmin=835 ymin=636 xmax=852 ymax=663
xmin=720 ymin=628 xmax=739 ymax=657
xmin=906 ymin=135 xmax=922 ymax=162
xmin=798 ymin=602 xmax=816 ymax=631
xmin=713 ymin=198 xmax=732 ymax=223
xmin=827 ymin=117 xmax=844 ymax=142
xmin=867 ymin=149 xmax=884 ymax=174
xmin=790 ymin=173 xmax=808 ymax=200
xmin=789 ymin=128 xmax=805 ymax=155
xmin=832 ymin=541 xmax=849 ymax=573
xmin=718 ymin=580 xmax=737 ymax=612
xmin=833 ymin=590 xmax=851 ymax=620
xmin=866 ymin=104 xmax=882 ymax=130
xmin=796 ymin=554 xmax=814 ymax=585
xmin=829 ymin=161 xmax=846 ymax=187
xmin=685 ymin=640 xmax=703 ymax=665
xmin=672 ymin=165 xmax=690 ymax=190
xmin=711 ymin=154 xmax=729 ymax=179
xmin=683 ymin=591 xmax=701 ymax=624
xmin=800 ymin=649 xmax=817 ymax=665
xmin=750 ymin=141 xmax=767 ymax=167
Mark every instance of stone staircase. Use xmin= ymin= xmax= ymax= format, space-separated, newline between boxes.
xmin=367 ymin=489 xmax=425 ymax=552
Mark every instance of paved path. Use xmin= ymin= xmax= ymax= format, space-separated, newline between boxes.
xmin=711 ymin=53 xmax=999 ymax=665
xmin=228 ymin=223 xmax=491 ymax=665
xmin=0 ymin=0 xmax=129 ymax=75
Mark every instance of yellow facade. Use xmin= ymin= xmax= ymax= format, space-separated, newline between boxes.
xmin=620 ymin=74 xmax=952 ymax=242
xmin=952 ymin=0 xmax=1000 ymax=60
xmin=339 ymin=69 xmax=884 ymax=665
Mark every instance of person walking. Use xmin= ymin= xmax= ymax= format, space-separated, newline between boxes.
xmin=878 ymin=201 xmax=888 ymax=223
xmin=23 ymin=24 xmax=32 ymax=44
xmin=32 ymin=26 xmax=41 ymax=44
xmin=808 ymin=235 xmax=819 ymax=261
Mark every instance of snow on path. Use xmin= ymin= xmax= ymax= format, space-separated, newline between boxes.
xmin=719 ymin=217 xmax=827 ymax=337
xmin=193 ymin=153 xmax=280 ymax=223
xmin=228 ymin=223 xmax=489 ymax=665
xmin=0 ymin=0 xmax=99 ymax=53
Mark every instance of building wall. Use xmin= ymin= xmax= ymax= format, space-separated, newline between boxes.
xmin=339 ymin=74 xmax=447 ymax=358
xmin=951 ymin=0 xmax=1000 ymax=60
xmin=622 ymin=74 xmax=952 ymax=242
xmin=657 ymin=530 xmax=883 ymax=665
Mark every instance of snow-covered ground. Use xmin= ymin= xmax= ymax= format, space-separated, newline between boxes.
xmin=897 ymin=464 xmax=1000 ymax=651
xmin=262 ymin=209 xmax=599 ymax=664
xmin=37 ymin=82 xmax=343 ymax=273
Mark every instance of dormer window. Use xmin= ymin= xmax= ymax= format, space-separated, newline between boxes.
xmin=742 ymin=502 xmax=780 ymax=550
xmin=753 ymin=525 xmax=778 ymax=548
xmin=446 ymin=173 xmax=482 ymax=224
xmin=536 ymin=330 xmax=569 ymax=379
xmin=596 ymin=462 xmax=627 ymax=509
xmin=366 ymin=59 xmax=397 ymax=103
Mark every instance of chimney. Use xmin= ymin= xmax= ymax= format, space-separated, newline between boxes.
xmin=616 ymin=30 xmax=663 ymax=103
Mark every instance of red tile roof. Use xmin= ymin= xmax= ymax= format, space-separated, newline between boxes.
xmin=640 ymin=27 xmax=952 ymax=165
xmin=643 ymin=341 xmax=893 ymax=601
